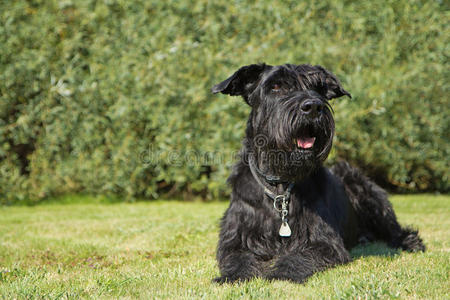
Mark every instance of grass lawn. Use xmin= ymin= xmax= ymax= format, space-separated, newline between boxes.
xmin=0 ymin=195 xmax=448 ymax=299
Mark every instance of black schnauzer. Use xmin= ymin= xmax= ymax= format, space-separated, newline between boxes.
xmin=211 ymin=63 xmax=425 ymax=284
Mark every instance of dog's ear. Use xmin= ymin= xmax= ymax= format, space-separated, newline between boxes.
xmin=211 ymin=64 xmax=269 ymax=104
xmin=299 ymin=65 xmax=351 ymax=100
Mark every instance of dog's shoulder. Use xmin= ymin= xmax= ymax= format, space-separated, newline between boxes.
xmin=227 ymin=159 xmax=265 ymax=205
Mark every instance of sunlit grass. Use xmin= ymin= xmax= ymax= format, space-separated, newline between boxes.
xmin=0 ymin=195 xmax=448 ymax=299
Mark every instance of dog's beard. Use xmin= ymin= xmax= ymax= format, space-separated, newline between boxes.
xmin=257 ymin=149 xmax=319 ymax=182
xmin=252 ymin=100 xmax=334 ymax=182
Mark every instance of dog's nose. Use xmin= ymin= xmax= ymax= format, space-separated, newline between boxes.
xmin=300 ymin=99 xmax=324 ymax=116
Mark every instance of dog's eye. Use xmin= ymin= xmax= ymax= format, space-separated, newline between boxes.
xmin=271 ymin=84 xmax=281 ymax=92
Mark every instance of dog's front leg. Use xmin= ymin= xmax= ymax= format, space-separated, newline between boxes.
xmin=267 ymin=242 xmax=351 ymax=283
xmin=213 ymin=202 xmax=264 ymax=284
xmin=213 ymin=250 xmax=262 ymax=284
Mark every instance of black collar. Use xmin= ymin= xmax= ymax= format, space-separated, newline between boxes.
xmin=248 ymin=155 xmax=295 ymax=237
xmin=248 ymin=154 xmax=285 ymax=185
xmin=248 ymin=155 xmax=294 ymax=201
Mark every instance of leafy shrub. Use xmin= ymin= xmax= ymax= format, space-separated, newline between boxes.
xmin=0 ymin=0 xmax=448 ymax=204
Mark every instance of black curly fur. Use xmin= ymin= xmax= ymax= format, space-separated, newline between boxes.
xmin=331 ymin=161 xmax=425 ymax=252
xmin=211 ymin=63 xmax=425 ymax=284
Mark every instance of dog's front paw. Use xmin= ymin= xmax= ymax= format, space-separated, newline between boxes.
xmin=266 ymin=272 xmax=307 ymax=284
xmin=212 ymin=275 xmax=249 ymax=284
xmin=212 ymin=276 xmax=234 ymax=284
xmin=213 ymin=276 xmax=228 ymax=284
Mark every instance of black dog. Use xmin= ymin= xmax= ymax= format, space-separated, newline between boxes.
xmin=211 ymin=63 xmax=425 ymax=283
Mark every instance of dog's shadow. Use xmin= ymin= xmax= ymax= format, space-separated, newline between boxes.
xmin=350 ymin=242 xmax=400 ymax=258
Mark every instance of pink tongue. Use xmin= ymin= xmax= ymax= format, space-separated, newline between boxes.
xmin=297 ymin=137 xmax=316 ymax=149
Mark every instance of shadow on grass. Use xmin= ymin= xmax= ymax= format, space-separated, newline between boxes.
xmin=350 ymin=242 xmax=400 ymax=258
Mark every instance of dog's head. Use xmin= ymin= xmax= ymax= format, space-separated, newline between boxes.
xmin=212 ymin=63 xmax=351 ymax=181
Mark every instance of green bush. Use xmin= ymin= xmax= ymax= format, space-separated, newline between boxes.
xmin=0 ymin=0 xmax=448 ymax=204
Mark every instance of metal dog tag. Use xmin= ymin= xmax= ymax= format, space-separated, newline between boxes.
xmin=279 ymin=222 xmax=291 ymax=237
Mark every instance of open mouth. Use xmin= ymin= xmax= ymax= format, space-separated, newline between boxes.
xmin=293 ymin=125 xmax=317 ymax=150
xmin=295 ymin=136 xmax=316 ymax=149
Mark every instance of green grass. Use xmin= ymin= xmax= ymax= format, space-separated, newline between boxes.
xmin=0 ymin=195 xmax=448 ymax=299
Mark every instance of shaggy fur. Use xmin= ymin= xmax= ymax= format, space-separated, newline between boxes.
xmin=211 ymin=63 xmax=425 ymax=284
